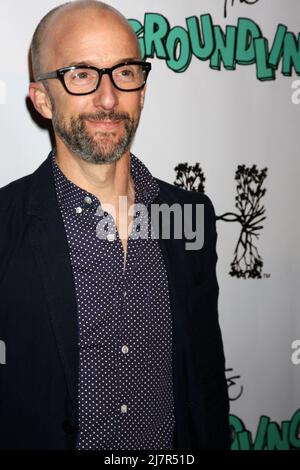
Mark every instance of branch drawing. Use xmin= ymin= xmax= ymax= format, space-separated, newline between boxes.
xmin=217 ymin=165 xmax=267 ymax=279
xmin=174 ymin=162 xmax=206 ymax=193
xmin=174 ymin=162 xmax=268 ymax=279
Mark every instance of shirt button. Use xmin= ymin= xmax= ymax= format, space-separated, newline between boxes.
xmin=121 ymin=404 xmax=128 ymax=414
xmin=107 ymin=233 xmax=116 ymax=242
xmin=84 ymin=196 xmax=92 ymax=205
xmin=75 ymin=207 xmax=83 ymax=215
xmin=121 ymin=345 xmax=129 ymax=354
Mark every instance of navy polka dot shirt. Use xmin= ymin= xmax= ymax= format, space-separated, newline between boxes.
xmin=51 ymin=150 xmax=175 ymax=450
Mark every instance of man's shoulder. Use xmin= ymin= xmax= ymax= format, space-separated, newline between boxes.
xmin=0 ymin=173 xmax=32 ymax=212
xmin=155 ymin=177 xmax=215 ymax=211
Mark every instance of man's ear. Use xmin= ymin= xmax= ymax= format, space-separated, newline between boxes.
xmin=28 ymin=83 xmax=53 ymax=119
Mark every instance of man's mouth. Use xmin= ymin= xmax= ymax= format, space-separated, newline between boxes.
xmin=86 ymin=119 xmax=122 ymax=131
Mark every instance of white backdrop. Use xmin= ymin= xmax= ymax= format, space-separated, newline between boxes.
xmin=1 ymin=0 xmax=300 ymax=449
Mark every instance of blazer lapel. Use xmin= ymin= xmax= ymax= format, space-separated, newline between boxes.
xmin=26 ymin=154 xmax=79 ymax=420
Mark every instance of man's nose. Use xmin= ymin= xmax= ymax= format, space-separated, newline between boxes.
xmin=92 ymin=73 xmax=119 ymax=110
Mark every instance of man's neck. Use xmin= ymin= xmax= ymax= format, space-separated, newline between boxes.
xmin=54 ymin=146 xmax=135 ymax=211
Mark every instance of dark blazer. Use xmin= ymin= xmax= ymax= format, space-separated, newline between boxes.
xmin=0 ymin=153 xmax=230 ymax=450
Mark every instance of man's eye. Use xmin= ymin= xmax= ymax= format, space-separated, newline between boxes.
xmin=116 ymin=68 xmax=135 ymax=80
xmin=68 ymin=69 xmax=96 ymax=82
xmin=73 ymin=72 xmax=89 ymax=80
xmin=121 ymin=69 xmax=134 ymax=77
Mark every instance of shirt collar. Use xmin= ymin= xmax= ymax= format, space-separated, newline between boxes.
xmin=51 ymin=149 xmax=160 ymax=212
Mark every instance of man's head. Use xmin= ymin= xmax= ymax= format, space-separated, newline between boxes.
xmin=29 ymin=0 xmax=149 ymax=165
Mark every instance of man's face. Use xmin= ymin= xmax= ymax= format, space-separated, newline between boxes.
xmin=40 ymin=10 xmax=145 ymax=164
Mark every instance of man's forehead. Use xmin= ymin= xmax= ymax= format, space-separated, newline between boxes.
xmin=44 ymin=7 xmax=139 ymax=68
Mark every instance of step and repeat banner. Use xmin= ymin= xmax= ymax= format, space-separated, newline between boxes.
xmin=0 ymin=0 xmax=300 ymax=450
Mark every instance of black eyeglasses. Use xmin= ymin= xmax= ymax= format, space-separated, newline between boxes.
xmin=36 ymin=61 xmax=152 ymax=95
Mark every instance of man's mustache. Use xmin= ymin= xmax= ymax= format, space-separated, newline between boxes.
xmin=80 ymin=111 xmax=131 ymax=122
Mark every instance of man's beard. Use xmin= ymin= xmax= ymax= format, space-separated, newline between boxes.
xmin=51 ymin=103 xmax=140 ymax=165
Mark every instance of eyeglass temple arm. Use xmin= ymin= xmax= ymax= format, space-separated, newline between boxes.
xmin=36 ymin=71 xmax=58 ymax=82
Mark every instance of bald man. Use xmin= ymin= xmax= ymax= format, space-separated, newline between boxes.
xmin=0 ymin=1 xmax=230 ymax=450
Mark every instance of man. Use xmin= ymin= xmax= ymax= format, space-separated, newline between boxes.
xmin=0 ymin=0 xmax=230 ymax=450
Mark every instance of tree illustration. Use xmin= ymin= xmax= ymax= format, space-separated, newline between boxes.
xmin=174 ymin=162 xmax=267 ymax=279
xmin=174 ymin=162 xmax=205 ymax=193
xmin=217 ymin=165 xmax=267 ymax=279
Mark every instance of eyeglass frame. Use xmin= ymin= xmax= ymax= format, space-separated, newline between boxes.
xmin=36 ymin=61 xmax=152 ymax=96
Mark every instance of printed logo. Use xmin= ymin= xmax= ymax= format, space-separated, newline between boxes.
xmin=129 ymin=11 xmax=300 ymax=80
xmin=230 ymin=409 xmax=300 ymax=450
xmin=226 ymin=367 xmax=244 ymax=401
xmin=223 ymin=0 xmax=260 ymax=18
xmin=174 ymin=163 xmax=268 ymax=278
